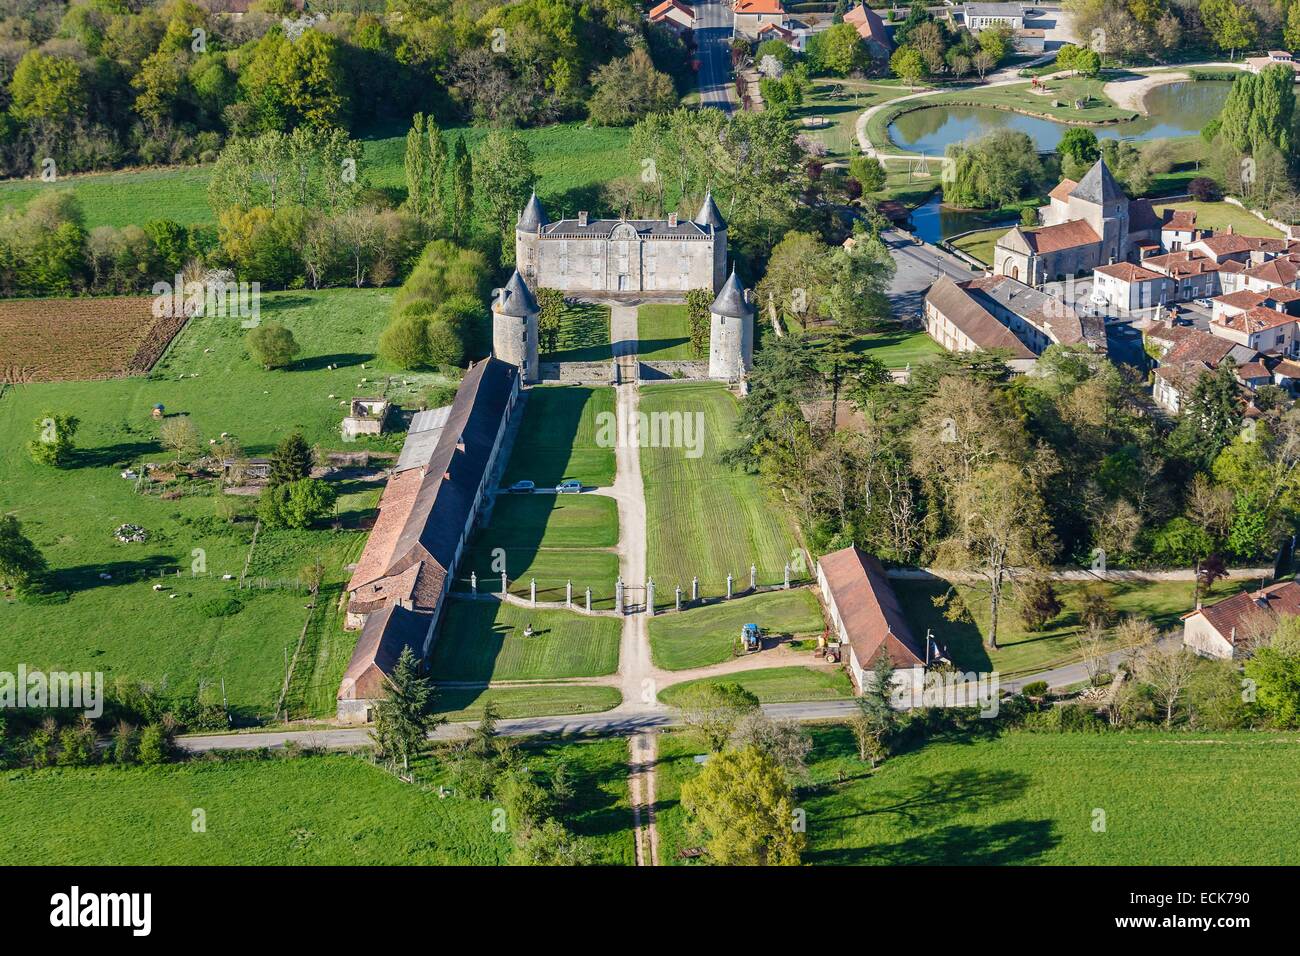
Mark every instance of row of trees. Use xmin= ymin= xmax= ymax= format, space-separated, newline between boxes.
xmin=1065 ymin=0 xmax=1300 ymax=64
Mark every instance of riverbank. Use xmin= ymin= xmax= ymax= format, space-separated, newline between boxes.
xmin=1102 ymin=63 xmax=1247 ymax=115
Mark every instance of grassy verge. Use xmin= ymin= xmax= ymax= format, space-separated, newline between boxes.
xmin=950 ymin=226 xmax=1006 ymax=266
xmin=502 ymin=385 xmax=616 ymax=488
xmin=432 ymin=684 xmax=621 ymax=720
xmin=658 ymin=666 xmax=852 ymax=705
xmin=649 ymin=588 xmax=825 ymax=670
xmin=637 ymin=303 xmax=701 ymax=361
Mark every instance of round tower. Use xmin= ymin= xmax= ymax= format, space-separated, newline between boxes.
xmin=708 ymin=267 xmax=753 ymax=382
xmin=492 ymin=270 xmax=540 ymax=384
xmin=515 ymin=191 xmax=548 ymax=283
xmin=695 ymin=190 xmax=728 ymax=292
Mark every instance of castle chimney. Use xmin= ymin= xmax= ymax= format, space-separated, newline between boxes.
xmin=668 ymin=212 xmax=678 ymax=228
xmin=577 ymin=210 xmax=589 ymax=227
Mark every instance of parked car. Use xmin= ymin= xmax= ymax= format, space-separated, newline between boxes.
xmin=508 ymin=480 xmax=535 ymax=493
xmin=556 ymin=479 xmax=582 ymax=494
xmin=1194 ymin=298 xmax=1212 ymax=308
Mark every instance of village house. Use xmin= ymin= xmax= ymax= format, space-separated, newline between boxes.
xmin=1209 ymin=305 xmax=1300 ymax=357
xmin=1140 ymin=250 xmax=1223 ymax=302
xmin=1160 ymin=208 xmax=1199 ymax=252
xmin=842 ymin=3 xmax=892 ymax=60
xmin=1139 ymin=318 xmax=1261 ymax=412
xmin=648 ymin=0 xmax=695 ymax=34
xmin=1091 ymin=261 xmax=1173 ymax=313
xmin=1182 ymin=579 xmax=1300 ymax=659
xmin=337 ymin=357 xmax=520 ymax=724
xmin=816 ymin=546 xmax=938 ymax=697
xmin=755 ymin=19 xmax=810 ymax=52
xmin=923 ymin=276 xmax=1037 ymax=369
xmin=733 ymin=0 xmax=787 ymax=39
xmin=1245 ymin=50 xmax=1300 ymax=75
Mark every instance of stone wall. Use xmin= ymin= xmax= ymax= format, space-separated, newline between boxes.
xmin=538 ymin=361 xmax=616 ymax=384
xmin=638 ymin=360 xmax=710 ymax=381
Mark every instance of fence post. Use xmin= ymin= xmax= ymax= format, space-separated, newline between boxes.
xmin=615 ymin=577 xmax=624 ymax=614
xmin=586 ymin=587 xmax=592 ymax=613
xmin=784 ymin=562 xmax=791 ymax=589
xmin=647 ymin=578 xmax=655 ymax=616
xmin=692 ymin=576 xmax=699 ymax=602
xmin=726 ymin=574 xmax=733 ymax=599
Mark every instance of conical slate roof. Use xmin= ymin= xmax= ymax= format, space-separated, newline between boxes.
xmin=695 ymin=190 xmax=726 ymax=230
xmin=1070 ymin=158 xmax=1124 ymax=205
xmin=710 ymin=268 xmax=751 ymax=318
xmin=517 ymin=191 xmax=548 ymax=231
xmin=496 ymin=270 xmax=538 ymax=317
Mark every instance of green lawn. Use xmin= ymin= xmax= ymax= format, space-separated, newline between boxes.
xmin=1153 ymin=200 xmax=1282 ymax=239
xmin=849 ymin=327 xmax=945 ymax=368
xmin=0 ymin=740 xmax=634 ymax=864
xmin=501 ymin=385 xmax=616 ymax=488
xmin=0 ymin=123 xmax=635 ymax=230
xmin=791 ymin=79 xmax=915 ymax=160
xmin=640 ymin=382 xmax=801 ymax=598
xmin=541 ymin=302 xmax=612 ymax=363
xmin=655 ymin=726 xmax=1300 ymax=865
xmin=637 ymin=303 xmax=702 ymax=361
xmin=483 ymin=493 xmax=618 ymax=549
xmin=0 ymin=288 xmax=405 ymax=718
xmin=894 ymin=575 xmax=1254 ymax=679
xmin=429 ymin=599 xmax=622 ymax=682
xmin=649 ymin=588 xmax=825 ymax=670
xmin=456 ymin=545 xmax=620 ymax=607
xmin=951 ymin=226 xmax=1006 ymax=267
xmin=658 ymin=665 xmax=852 ymax=706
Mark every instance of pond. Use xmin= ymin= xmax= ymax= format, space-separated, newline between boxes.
xmin=908 ymin=193 xmax=1015 ymax=246
xmin=887 ymin=80 xmax=1233 ymax=155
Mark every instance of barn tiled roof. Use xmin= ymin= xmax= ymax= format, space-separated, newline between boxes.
xmin=338 ymin=604 xmax=431 ymax=702
xmin=819 ymin=546 xmax=926 ymax=668
xmin=1213 ymin=306 xmax=1298 ymax=335
xmin=1161 ymin=208 xmax=1197 ymax=231
xmin=925 ymin=276 xmax=1035 ymax=358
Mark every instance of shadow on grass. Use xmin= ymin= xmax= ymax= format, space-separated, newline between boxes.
xmin=294 ymin=352 xmax=373 ymax=373
xmin=49 ymin=556 xmax=177 ymax=592
xmin=809 ymin=818 xmax=1059 ymax=865
xmin=72 ymin=441 xmax=159 ymax=469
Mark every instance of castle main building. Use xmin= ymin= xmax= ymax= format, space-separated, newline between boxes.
xmin=515 ymin=192 xmax=729 ymax=294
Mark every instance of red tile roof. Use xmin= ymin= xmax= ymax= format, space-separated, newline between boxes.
xmin=1143 ymin=250 xmax=1220 ymax=279
xmin=1023 ymin=219 xmax=1100 ymax=254
xmin=649 ymin=0 xmax=694 ymax=18
xmin=735 ymin=0 xmax=784 ymax=12
xmin=1094 ymin=262 xmax=1163 ymax=282
xmin=819 ymin=546 xmax=925 ymax=668
xmin=1160 ymin=208 xmax=1197 ymax=231
xmin=1048 ymin=179 xmax=1078 ymax=203
xmin=1213 ymin=306 xmax=1298 ymax=335
xmin=1183 ymin=579 xmax=1300 ymax=647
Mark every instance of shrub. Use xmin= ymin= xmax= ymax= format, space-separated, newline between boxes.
xmin=198 ymin=596 xmax=243 ymax=618
xmin=246 ymin=321 xmax=300 ymax=369
xmin=1188 ymin=176 xmax=1222 ymax=202
xmin=1021 ymin=680 xmax=1049 ymax=698
xmin=137 ymin=723 xmax=170 ymax=765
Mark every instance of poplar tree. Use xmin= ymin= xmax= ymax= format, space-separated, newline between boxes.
xmin=448 ymin=134 xmax=473 ymax=243
xmin=404 ymin=112 xmax=430 ymax=224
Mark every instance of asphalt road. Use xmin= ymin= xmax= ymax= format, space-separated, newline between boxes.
xmin=695 ymin=0 xmax=735 ymax=113
xmin=881 ymin=227 xmax=978 ymax=321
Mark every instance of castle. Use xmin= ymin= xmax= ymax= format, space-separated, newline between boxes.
xmin=994 ymin=158 xmax=1162 ymax=286
xmin=515 ymin=192 xmax=729 ymax=294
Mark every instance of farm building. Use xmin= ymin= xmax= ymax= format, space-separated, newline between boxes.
xmin=337 ymin=356 xmax=520 ymax=723
xmin=816 ymin=546 xmax=936 ymax=697
xmin=1182 ymin=579 xmax=1300 ymax=659
xmin=341 ymin=397 xmax=390 ymax=441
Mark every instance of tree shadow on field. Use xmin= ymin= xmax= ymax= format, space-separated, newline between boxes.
xmin=72 ymin=440 xmax=159 ymax=469
xmin=810 ymin=818 xmax=1060 ymax=865
xmin=294 ymin=352 xmax=373 ymax=373
xmin=547 ymin=185 xmax=607 ymax=220
xmin=49 ymin=555 xmax=176 ymax=593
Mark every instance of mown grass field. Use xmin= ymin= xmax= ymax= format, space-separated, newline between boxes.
xmin=0 ymin=123 xmax=635 ymax=230
xmin=0 ymin=740 xmax=635 ymax=865
xmin=482 ymin=493 xmax=618 ymax=549
xmin=790 ymin=79 xmax=913 ymax=160
xmin=649 ymin=587 xmax=825 ymax=670
xmin=658 ymin=666 xmax=851 ymax=706
xmin=0 ymin=288 xmax=403 ymax=717
xmin=640 ymin=382 xmax=801 ymax=599
xmin=655 ymin=727 xmax=1300 ymax=865
xmin=895 ymin=575 xmax=1254 ymax=679
xmin=637 ymin=303 xmax=701 ymax=361
xmin=849 ymin=327 xmax=945 ymax=368
xmin=501 ymin=386 xmax=616 ymax=488
xmin=541 ymin=302 xmax=612 ymax=363
xmin=1153 ymin=200 xmax=1282 ymax=239
xmin=429 ymin=599 xmax=621 ymax=682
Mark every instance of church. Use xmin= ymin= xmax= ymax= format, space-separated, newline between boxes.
xmin=515 ymin=192 xmax=729 ymax=294
xmin=994 ymin=158 xmax=1161 ymax=286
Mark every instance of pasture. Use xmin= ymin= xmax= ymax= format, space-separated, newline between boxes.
xmin=429 ymin=599 xmax=622 ymax=683
xmin=0 ymin=739 xmax=635 ymax=865
xmin=639 ymin=381 xmax=801 ymax=598
xmin=0 ymin=288 xmax=402 ymax=717
xmin=655 ymin=727 xmax=1300 ymax=865
xmin=0 ymin=123 xmax=635 ymax=231
xmin=648 ymin=588 xmax=825 ymax=670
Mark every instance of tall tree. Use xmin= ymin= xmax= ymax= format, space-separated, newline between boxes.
xmin=448 ymin=134 xmax=473 ymax=243
xmin=370 ymin=645 xmax=445 ymax=771
xmin=0 ymin=514 xmax=48 ymax=595
xmin=269 ymin=431 xmax=313 ymax=486
xmin=680 ymin=746 xmax=805 ymax=865
xmin=473 ymin=130 xmax=537 ymax=262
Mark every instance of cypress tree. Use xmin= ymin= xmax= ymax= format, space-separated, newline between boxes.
xmin=269 ymin=431 xmax=313 ymax=486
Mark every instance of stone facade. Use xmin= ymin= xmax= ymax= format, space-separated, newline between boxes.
xmin=516 ymin=192 xmax=727 ymax=295
xmin=491 ymin=270 xmax=540 ymax=384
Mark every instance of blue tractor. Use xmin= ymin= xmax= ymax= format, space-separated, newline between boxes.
xmin=741 ymin=623 xmax=761 ymax=654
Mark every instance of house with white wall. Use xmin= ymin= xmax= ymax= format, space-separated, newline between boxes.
xmin=1182 ymin=579 xmax=1300 ymax=659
